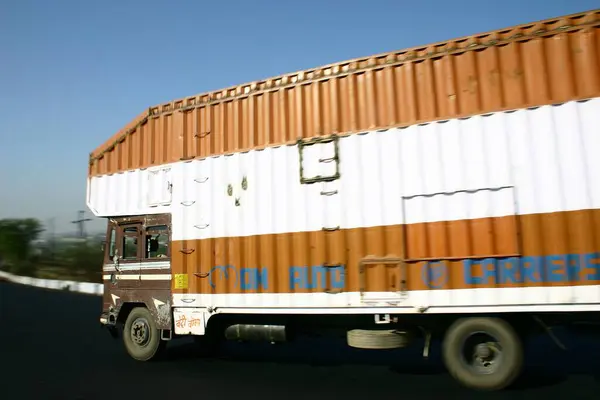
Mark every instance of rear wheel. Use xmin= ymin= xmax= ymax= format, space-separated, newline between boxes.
xmin=123 ymin=307 xmax=166 ymax=361
xmin=442 ymin=317 xmax=523 ymax=391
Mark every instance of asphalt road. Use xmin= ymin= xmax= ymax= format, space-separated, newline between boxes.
xmin=1 ymin=282 xmax=599 ymax=400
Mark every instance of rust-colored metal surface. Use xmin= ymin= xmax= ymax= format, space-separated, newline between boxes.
xmin=89 ymin=9 xmax=600 ymax=177
xmin=171 ymin=209 xmax=600 ymax=295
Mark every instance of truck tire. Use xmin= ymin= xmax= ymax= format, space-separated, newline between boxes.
xmin=123 ymin=307 xmax=166 ymax=361
xmin=442 ymin=317 xmax=523 ymax=391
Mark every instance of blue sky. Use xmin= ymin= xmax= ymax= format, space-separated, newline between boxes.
xmin=0 ymin=0 xmax=597 ymax=234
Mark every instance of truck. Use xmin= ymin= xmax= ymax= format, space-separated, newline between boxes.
xmin=88 ymin=9 xmax=600 ymax=391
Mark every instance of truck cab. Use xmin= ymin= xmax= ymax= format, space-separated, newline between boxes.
xmin=99 ymin=214 xmax=174 ymax=359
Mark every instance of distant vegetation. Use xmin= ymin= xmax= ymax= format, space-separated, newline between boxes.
xmin=0 ymin=218 xmax=103 ymax=283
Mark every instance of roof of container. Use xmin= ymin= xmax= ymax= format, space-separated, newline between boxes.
xmin=89 ymin=8 xmax=599 ymax=165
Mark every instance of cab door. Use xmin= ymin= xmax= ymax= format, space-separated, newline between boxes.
xmin=103 ymin=222 xmax=118 ymax=288
xmin=140 ymin=217 xmax=171 ymax=290
xmin=114 ymin=222 xmax=143 ymax=288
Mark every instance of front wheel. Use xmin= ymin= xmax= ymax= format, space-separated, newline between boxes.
xmin=123 ymin=307 xmax=166 ymax=361
xmin=442 ymin=317 xmax=524 ymax=391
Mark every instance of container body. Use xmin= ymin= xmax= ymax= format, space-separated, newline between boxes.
xmin=88 ymin=9 xmax=600 ymax=314
xmin=90 ymin=98 xmax=600 ymax=312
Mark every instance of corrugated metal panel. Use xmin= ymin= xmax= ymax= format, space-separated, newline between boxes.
xmin=89 ymin=98 xmax=600 ymax=219
xmin=155 ymin=99 xmax=600 ymax=302
xmin=88 ymin=9 xmax=600 ymax=177
xmin=87 ymin=164 xmax=175 ymax=217
xmin=170 ymin=208 xmax=600 ymax=296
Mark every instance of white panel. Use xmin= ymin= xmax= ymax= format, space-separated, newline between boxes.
xmin=147 ymin=169 xmax=160 ymax=205
xmin=322 ymin=180 xmax=342 ymax=231
xmin=147 ymin=166 xmax=172 ymax=207
xmin=580 ymin=100 xmax=600 ymax=208
xmin=272 ymin=146 xmax=291 ymax=236
xmin=87 ymin=163 xmax=177 ymax=217
xmin=258 ymin=148 xmax=274 ymax=236
xmin=172 ymin=285 xmax=600 ymax=312
xmin=87 ymin=99 xmax=600 ymax=246
xmin=357 ymin=132 xmax=384 ymax=228
xmin=173 ymin=308 xmax=206 ymax=335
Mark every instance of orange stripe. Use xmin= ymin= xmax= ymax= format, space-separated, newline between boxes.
xmin=171 ymin=209 xmax=600 ymax=295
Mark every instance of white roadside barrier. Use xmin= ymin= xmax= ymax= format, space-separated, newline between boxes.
xmin=0 ymin=270 xmax=103 ymax=295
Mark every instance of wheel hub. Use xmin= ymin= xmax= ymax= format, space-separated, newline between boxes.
xmin=131 ymin=318 xmax=150 ymax=346
xmin=475 ymin=343 xmax=492 ymax=359
xmin=461 ymin=332 xmax=503 ymax=374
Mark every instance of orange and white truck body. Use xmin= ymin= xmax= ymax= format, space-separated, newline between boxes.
xmin=88 ymin=10 xmax=600 ymax=385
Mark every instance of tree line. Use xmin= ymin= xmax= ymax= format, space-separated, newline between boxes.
xmin=0 ymin=218 xmax=104 ymax=283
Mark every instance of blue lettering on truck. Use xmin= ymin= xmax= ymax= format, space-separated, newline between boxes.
xmin=205 ymin=264 xmax=346 ymax=291
xmin=463 ymin=252 xmax=600 ymax=285
xmin=204 ymin=252 xmax=598 ymax=292
xmin=289 ymin=265 xmax=345 ymax=290
xmin=207 ymin=265 xmax=268 ymax=290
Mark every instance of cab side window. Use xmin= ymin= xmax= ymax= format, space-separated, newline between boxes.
xmin=108 ymin=227 xmax=116 ymax=259
xmin=145 ymin=225 xmax=169 ymax=259
xmin=105 ymin=227 xmax=117 ymax=262
xmin=122 ymin=227 xmax=139 ymax=260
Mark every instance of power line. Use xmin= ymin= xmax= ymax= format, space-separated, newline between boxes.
xmin=71 ymin=211 xmax=92 ymax=238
